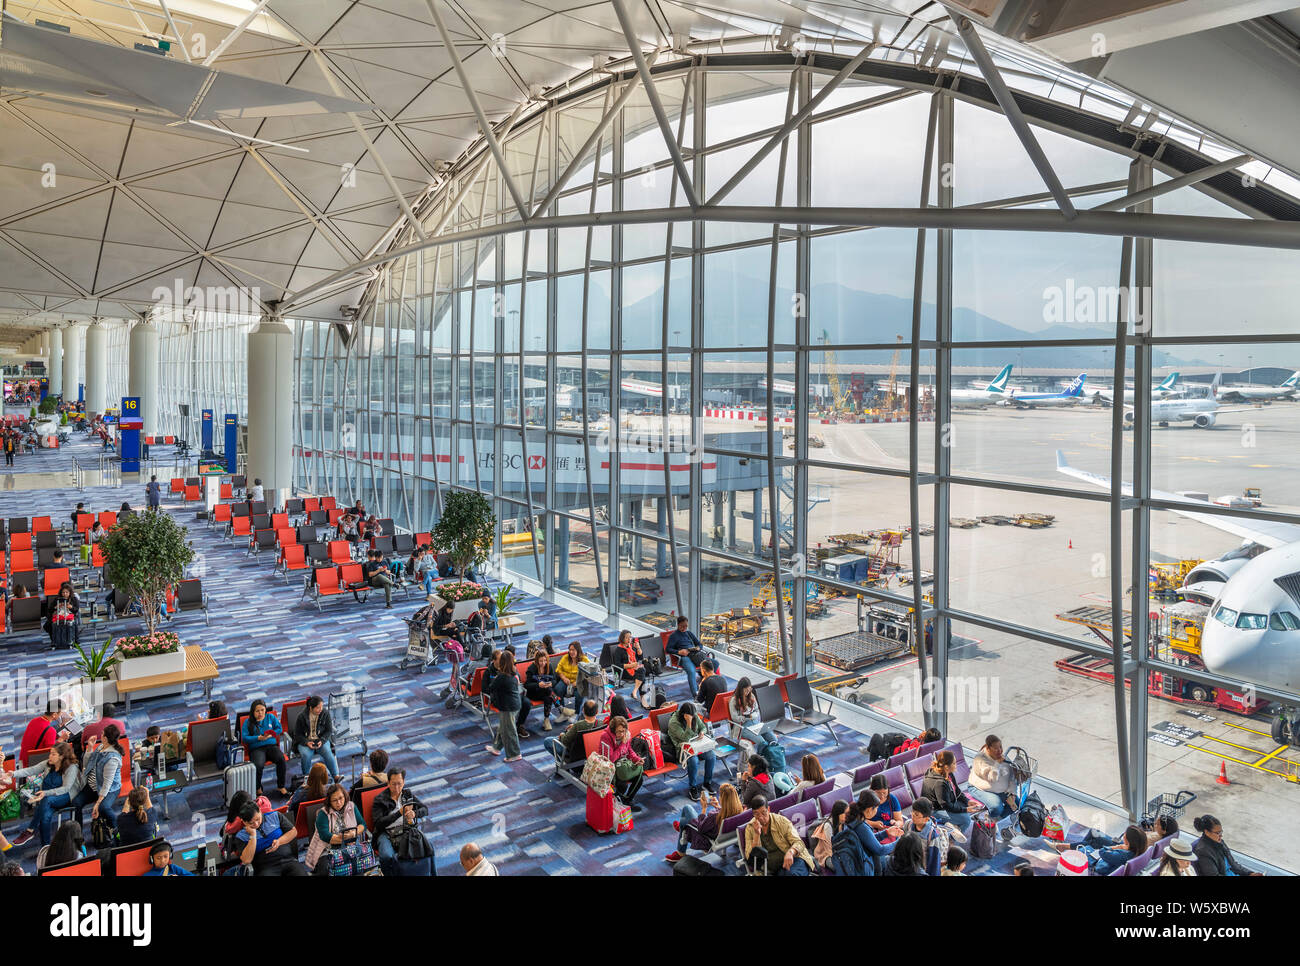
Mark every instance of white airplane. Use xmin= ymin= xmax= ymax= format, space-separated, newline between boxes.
xmin=950 ymin=363 xmax=1014 ymax=409
xmin=1216 ymin=371 xmax=1299 ymax=403
xmin=1084 ymin=371 xmax=1183 ymax=405
xmin=1056 ymin=450 xmax=1300 ymax=699
xmin=1123 ymin=392 xmax=1250 ymax=429
xmin=1001 ymin=373 xmax=1087 ymax=409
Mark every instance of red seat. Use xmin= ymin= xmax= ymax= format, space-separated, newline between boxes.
xmin=220 ymin=482 xmax=233 ymax=500
xmin=163 ymin=436 xmax=175 ymax=445
xmin=320 ymin=497 xmax=337 ymax=511
xmin=211 ymin=504 xmax=232 ymax=527
xmin=74 ymin=513 xmax=93 ymax=534
xmin=294 ymin=796 xmax=325 ymax=841
xmin=91 ymin=544 xmax=106 ymax=568
xmin=183 ymin=485 xmax=200 ymax=502
xmin=312 ymin=567 xmax=342 ymax=608
xmin=304 ymin=498 xmax=320 ymax=513
xmin=98 ymin=511 xmax=117 ymax=530
xmin=328 ymin=541 xmax=352 ymax=566
xmin=31 ymin=516 xmax=52 ymax=533
xmin=630 ymin=718 xmax=679 ymax=777
xmin=229 ymin=517 xmax=252 ymax=539
xmin=9 ymin=532 xmax=31 ymax=551
xmin=327 ymin=508 xmax=343 ymax=527
xmin=109 ymin=838 xmax=153 ymax=877
xmin=276 ymin=528 xmax=297 ymax=548
xmin=279 ymin=545 xmax=307 ymax=577
xmin=271 ymin=513 xmax=289 ymax=531
xmin=11 ymin=549 xmax=34 ymax=572
xmin=413 ymin=532 xmax=431 ymax=548
xmin=339 ymin=563 xmax=366 ymax=591
xmin=169 ymin=478 xmax=185 ymax=495
xmin=40 ymin=856 xmax=101 ymax=876
xmin=358 ymin=784 xmax=387 ymax=832
xmin=43 ymin=567 xmax=70 ymax=597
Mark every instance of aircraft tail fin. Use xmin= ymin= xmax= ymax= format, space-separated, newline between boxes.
xmin=986 ymin=364 xmax=1012 ymax=393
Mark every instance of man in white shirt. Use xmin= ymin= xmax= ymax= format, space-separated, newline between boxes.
xmin=250 ymin=478 xmax=265 ymax=502
xmin=460 ymin=842 xmax=498 ymax=876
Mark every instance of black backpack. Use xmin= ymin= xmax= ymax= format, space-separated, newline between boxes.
xmin=1018 ymin=791 xmax=1047 ymax=838
xmin=831 ymin=826 xmax=867 ymax=876
xmin=969 ymin=810 xmax=997 ymax=859
xmin=672 ymin=854 xmax=724 ymax=876
xmin=868 ymin=732 xmax=908 ymax=762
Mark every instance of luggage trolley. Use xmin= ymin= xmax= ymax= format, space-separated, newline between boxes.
xmin=1142 ymin=790 xmax=1197 ymax=830
xmin=1004 ymin=746 xmax=1038 ymax=820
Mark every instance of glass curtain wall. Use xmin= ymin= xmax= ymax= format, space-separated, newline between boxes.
xmin=291 ymin=57 xmax=1300 ymax=870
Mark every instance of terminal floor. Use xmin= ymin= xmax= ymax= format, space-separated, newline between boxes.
xmin=0 ymin=474 xmax=1041 ymax=876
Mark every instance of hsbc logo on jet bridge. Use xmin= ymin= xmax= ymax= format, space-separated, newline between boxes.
xmin=527 ymin=455 xmax=546 ymax=470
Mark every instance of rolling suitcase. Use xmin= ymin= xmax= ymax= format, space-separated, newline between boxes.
xmin=222 ymin=761 xmax=257 ymax=809
xmin=586 ymin=786 xmax=615 ymax=833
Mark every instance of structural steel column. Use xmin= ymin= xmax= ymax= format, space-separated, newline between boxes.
xmin=128 ymin=320 xmax=160 ymax=436
xmin=247 ymin=315 xmax=295 ymax=493
xmin=62 ymin=323 xmax=82 ymax=405
xmin=48 ymin=328 xmax=63 ymax=397
xmin=84 ymin=321 xmax=108 ymax=414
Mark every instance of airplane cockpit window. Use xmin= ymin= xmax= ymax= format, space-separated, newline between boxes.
xmin=1221 ymin=543 xmax=1268 ymax=562
xmin=1270 ymin=612 xmax=1300 ymax=631
xmin=1235 ymin=613 xmax=1268 ymax=630
xmin=1212 ymin=605 xmax=1238 ymax=626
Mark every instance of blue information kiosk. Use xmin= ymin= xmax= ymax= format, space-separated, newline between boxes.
xmin=119 ymin=397 xmax=142 ymax=473
xmin=224 ymin=414 xmax=238 ymax=474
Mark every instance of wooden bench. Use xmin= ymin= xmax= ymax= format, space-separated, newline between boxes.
xmin=117 ymin=645 xmax=220 ymax=712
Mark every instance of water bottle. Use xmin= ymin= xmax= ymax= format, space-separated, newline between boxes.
xmin=144 ymin=771 xmax=153 ymax=790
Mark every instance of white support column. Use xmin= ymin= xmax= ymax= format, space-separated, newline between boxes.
xmin=84 ymin=321 xmax=108 ymax=414
xmin=62 ymin=323 xmax=82 ymax=405
xmin=247 ymin=315 xmax=294 ymax=493
xmin=129 ymin=321 xmax=160 ymax=435
xmin=48 ymin=327 xmax=63 ymax=397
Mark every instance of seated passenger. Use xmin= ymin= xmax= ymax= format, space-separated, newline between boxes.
xmin=920 ymin=750 xmax=980 ymax=835
xmin=552 ymin=642 xmax=584 ymax=717
xmin=1090 ymin=824 xmax=1146 ymax=876
xmin=306 ymin=783 xmax=366 ymax=876
xmin=667 ymin=701 xmax=715 ymax=801
xmin=544 ymin=699 xmax=603 ymax=764
xmin=741 ymin=794 xmax=814 ymax=876
xmin=943 ymin=845 xmax=969 ymax=876
xmin=286 ymin=762 xmax=331 ymax=818
xmin=292 ymin=694 xmax=340 ymax=782
xmin=116 ymin=787 xmax=160 ymax=846
xmin=737 ymin=753 xmax=773 ymax=809
xmin=1158 ymin=838 xmax=1197 ymax=877
xmin=666 ymin=782 xmax=742 ymax=864
xmin=241 ymin=699 xmax=289 ymax=797
xmin=900 ymin=797 xmax=947 ymax=876
xmin=143 ymin=840 xmax=193 ymax=876
xmin=598 ymin=715 xmax=644 ymax=809
xmin=1191 ymin=814 xmax=1260 ymax=876
xmin=845 ymin=792 xmax=899 ymax=875
xmin=728 ymin=677 xmax=775 ymax=747
xmin=370 ymin=768 xmax=433 ymax=876
xmin=882 ymin=830 xmax=928 ymax=876
xmin=233 ymin=801 xmax=306 ymax=876
xmin=791 ymin=754 xmax=826 ymax=797
xmin=968 ymin=734 xmax=1017 ymax=819
xmin=610 ymin=629 xmax=645 ymax=686
xmin=523 ymin=651 xmax=558 ymax=732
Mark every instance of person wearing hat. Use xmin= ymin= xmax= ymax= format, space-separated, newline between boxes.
xmin=1158 ymin=839 xmax=1196 ymax=876
xmin=1055 ymin=849 xmax=1088 ymax=876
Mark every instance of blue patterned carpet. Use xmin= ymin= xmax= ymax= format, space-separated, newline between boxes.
xmin=0 ymin=431 xmax=1016 ymax=876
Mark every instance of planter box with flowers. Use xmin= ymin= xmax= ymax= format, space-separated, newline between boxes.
xmin=113 ymin=631 xmax=186 ymax=699
xmin=435 ymin=580 xmax=489 ymax=622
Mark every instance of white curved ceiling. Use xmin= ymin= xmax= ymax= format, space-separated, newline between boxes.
xmin=0 ymin=0 xmax=1296 ymax=350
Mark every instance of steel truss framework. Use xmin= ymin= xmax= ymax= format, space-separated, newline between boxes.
xmin=292 ymin=51 xmax=1300 ymax=826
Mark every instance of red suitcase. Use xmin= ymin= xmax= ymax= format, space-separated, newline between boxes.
xmin=586 ymin=786 xmax=615 ymax=833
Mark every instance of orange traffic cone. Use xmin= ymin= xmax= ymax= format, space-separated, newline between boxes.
xmin=1216 ymin=761 xmax=1231 ymax=786
xmin=1067 ymin=539 xmax=1073 ymax=549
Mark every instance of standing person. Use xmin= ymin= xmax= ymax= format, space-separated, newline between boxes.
xmin=241 ymin=699 xmax=289 ymax=797
xmin=666 ymin=615 xmax=706 ymax=695
xmin=484 ymin=650 xmax=525 ymax=762
xmin=3 ymin=430 xmax=14 ymax=466
xmin=71 ymin=724 xmax=125 ymax=836
xmin=292 ymin=695 xmax=340 ymax=782
xmin=145 ymin=475 xmax=161 ymax=510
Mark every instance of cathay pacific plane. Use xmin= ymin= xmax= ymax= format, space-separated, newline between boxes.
xmin=1085 ymin=371 xmax=1183 ymax=405
xmin=1002 ymin=373 xmax=1086 ymax=409
xmin=949 ymin=364 xmax=1014 ymax=409
xmin=1217 ymin=371 xmax=1300 ymax=403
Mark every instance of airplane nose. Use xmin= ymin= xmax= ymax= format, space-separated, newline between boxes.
xmin=1200 ymin=621 xmax=1270 ymax=688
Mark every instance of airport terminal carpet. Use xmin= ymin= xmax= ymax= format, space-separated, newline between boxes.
xmin=0 ymin=433 xmax=1030 ymax=875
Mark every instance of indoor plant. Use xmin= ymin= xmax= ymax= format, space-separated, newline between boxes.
xmin=73 ymin=639 xmax=120 ymax=706
xmin=430 ymin=491 xmax=495 ymax=593
xmin=493 ymin=583 xmax=523 ymax=618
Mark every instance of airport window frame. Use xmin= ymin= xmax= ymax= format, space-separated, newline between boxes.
xmin=287 ymin=53 xmax=1300 ymax=827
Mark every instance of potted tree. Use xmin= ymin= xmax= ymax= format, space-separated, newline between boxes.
xmin=430 ymin=491 xmax=500 ymax=622
xmin=99 ymin=511 xmax=195 ymax=698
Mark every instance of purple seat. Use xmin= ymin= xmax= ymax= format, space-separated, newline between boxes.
xmin=904 ymin=756 xmax=934 ymax=794
xmin=798 ymin=778 xmax=836 ymax=803
xmin=893 ymin=786 xmax=914 ymax=811
xmin=850 ymin=760 xmax=884 ymax=789
xmin=945 ymin=743 xmax=971 ymax=786
xmin=916 ymin=739 xmax=945 ymax=758
xmin=713 ymin=809 xmax=752 ymax=853
xmin=1153 ymin=834 xmax=1175 ymax=861
xmin=1131 ymin=846 xmax=1156 ymax=874
xmin=767 ymin=791 xmax=800 ymax=814
xmin=817 ymin=784 xmax=853 ymax=817
xmin=779 ymin=799 xmax=819 ymax=835
xmin=882 ymin=765 xmax=906 ymax=793
xmin=886 ymin=747 xmax=917 ymax=769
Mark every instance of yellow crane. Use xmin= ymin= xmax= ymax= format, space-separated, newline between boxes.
xmin=821 ymin=329 xmax=848 ymax=413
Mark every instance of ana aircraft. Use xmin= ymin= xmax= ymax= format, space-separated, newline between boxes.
xmin=1002 ymin=373 xmax=1087 ymax=409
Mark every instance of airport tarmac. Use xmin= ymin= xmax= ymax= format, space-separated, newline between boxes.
xmin=591 ymin=400 xmax=1300 ymax=870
